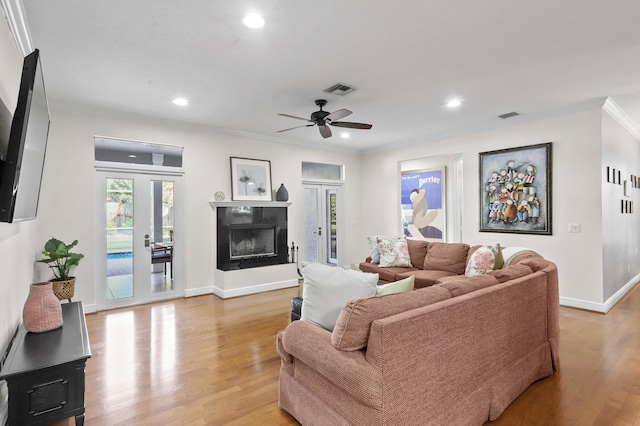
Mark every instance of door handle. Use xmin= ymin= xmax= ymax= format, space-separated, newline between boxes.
xmin=318 ymin=227 xmax=322 ymax=236
xmin=144 ymin=234 xmax=150 ymax=248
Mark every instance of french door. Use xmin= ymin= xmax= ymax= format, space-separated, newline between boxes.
xmin=303 ymin=183 xmax=342 ymax=266
xmin=95 ymin=170 xmax=184 ymax=310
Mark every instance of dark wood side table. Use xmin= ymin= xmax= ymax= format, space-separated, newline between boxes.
xmin=0 ymin=301 xmax=91 ymax=426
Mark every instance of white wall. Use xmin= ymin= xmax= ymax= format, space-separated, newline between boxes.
xmin=601 ymin=106 xmax=640 ymax=303
xmin=36 ymin=109 xmax=364 ymax=310
xmin=0 ymin=7 xmax=37 ymax=354
xmin=361 ymin=108 xmax=606 ymax=308
xmin=0 ymin=13 xmax=38 ymax=422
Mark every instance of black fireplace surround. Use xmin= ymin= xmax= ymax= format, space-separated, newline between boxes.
xmin=217 ymin=205 xmax=289 ymax=270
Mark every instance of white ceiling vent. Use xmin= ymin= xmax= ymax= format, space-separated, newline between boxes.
xmin=324 ymin=82 xmax=357 ymax=96
xmin=498 ymin=111 xmax=521 ymax=119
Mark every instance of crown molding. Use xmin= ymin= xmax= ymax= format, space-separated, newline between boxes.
xmin=0 ymin=0 xmax=32 ymax=56
xmin=603 ymin=97 xmax=640 ymax=141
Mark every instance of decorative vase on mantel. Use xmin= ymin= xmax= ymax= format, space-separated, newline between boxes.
xmin=276 ymin=183 xmax=289 ymax=202
xmin=22 ymin=282 xmax=63 ymax=333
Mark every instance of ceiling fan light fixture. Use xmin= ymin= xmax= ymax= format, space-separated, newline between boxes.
xmin=243 ymin=13 xmax=265 ymax=29
xmin=340 ymin=132 xmax=351 ymax=138
xmin=172 ymin=97 xmax=188 ymax=106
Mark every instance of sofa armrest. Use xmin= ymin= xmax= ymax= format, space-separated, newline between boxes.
xmin=280 ymin=319 xmax=381 ymax=404
xmin=276 ymin=330 xmax=293 ymax=364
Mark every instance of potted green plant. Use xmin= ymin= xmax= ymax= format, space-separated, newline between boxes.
xmin=37 ymin=238 xmax=84 ymax=302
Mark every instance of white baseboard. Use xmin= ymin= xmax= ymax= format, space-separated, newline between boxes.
xmin=560 ymin=274 xmax=640 ymax=313
xmin=185 ymin=286 xmax=213 ymax=298
xmin=559 ymin=297 xmax=606 ymax=313
xmin=83 ymin=303 xmax=97 ymax=314
xmin=213 ymin=279 xmax=298 ymax=299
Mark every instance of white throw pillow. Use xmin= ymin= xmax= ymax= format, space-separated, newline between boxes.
xmin=367 ymin=235 xmax=398 ymax=264
xmin=465 ymin=245 xmax=498 ymax=277
xmin=300 ymin=261 xmax=378 ymax=331
xmin=377 ymin=237 xmax=413 ymax=268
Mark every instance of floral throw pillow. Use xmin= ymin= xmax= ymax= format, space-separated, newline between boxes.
xmin=465 ymin=245 xmax=501 ymax=277
xmin=377 ymin=237 xmax=413 ymax=268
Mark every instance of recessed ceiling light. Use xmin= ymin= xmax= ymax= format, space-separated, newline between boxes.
xmin=340 ymin=132 xmax=351 ymax=138
xmin=172 ymin=98 xmax=188 ymax=106
xmin=446 ymin=99 xmax=462 ymax=108
xmin=243 ymin=13 xmax=265 ymax=29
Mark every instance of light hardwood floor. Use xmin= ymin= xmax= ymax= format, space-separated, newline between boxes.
xmin=50 ymin=284 xmax=640 ymax=425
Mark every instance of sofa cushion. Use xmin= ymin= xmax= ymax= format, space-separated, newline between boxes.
xmin=516 ymin=257 xmax=550 ymax=272
xmin=376 ymin=275 xmax=415 ymax=296
xmin=359 ymin=262 xmax=419 ymax=282
xmin=407 ymin=239 xmax=429 ymax=271
xmin=423 ymin=242 xmax=470 ymax=275
xmin=485 ymin=264 xmax=534 ymax=283
xmin=366 ymin=235 xmax=400 ymax=264
xmin=397 ymin=269 xmax=458 ymax=289
xmin=331 ymin=286 xmax=451 ymax=351
xmin=300 ymin=261 xmax=378 ymax=331
xmin=378 ymin=237 xmax=413 ymax=267
xmin=436 ymin=274 xmax=500 ymax=297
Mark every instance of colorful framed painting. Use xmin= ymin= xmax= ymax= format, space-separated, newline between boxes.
xmin=230 ymin=157 xmax=272 ymax=201
xmin=400 ymin=167 xmax=446 ymax=241
xmin=479 ymin=142 xmax=552 ymax=235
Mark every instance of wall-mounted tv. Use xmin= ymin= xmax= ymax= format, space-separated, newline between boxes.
xmin=0 ymin=49 xmax=50 ymax=223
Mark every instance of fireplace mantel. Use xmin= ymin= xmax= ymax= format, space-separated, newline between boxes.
xmin=210 ymin=201 xmax=292 ymax=208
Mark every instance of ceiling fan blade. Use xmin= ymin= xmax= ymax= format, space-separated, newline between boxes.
xmin=319 ymin=125 xmax=332 ymax=139
xmin=330 ymin=121 xmax=373 ymax=130
xmin=325 ymin=108 xmax=352 ymax=122
xmin=276 ymin=124 xmax=314 ymax=133
xmin=278 ymin=113 xmax=312 ymax=122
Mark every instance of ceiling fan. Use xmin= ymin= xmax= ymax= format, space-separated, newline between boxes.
xmin=277 ymin=99 xmax=372 ymax=139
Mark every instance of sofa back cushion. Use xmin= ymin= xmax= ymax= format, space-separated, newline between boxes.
xmin=436 ymin=274 xmax=500 ymax=297
xmin=331 ymin=286 xmax=451 ymax=351
xmin=485 ymin=264 xmax=533 ymax=283
xmin=423 ymin=242 xmax=470 ymax=275
xmin=407 ymin=239 xmax=429 ymax=271
xmin=515 ymin=257 xmax=550 ymax=272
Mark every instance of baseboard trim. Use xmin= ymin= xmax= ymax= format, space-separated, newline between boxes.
xmin=185 ymin=287 xmax=213 ymax=298
xmin=83 ymin=303 xmax=97 ymax=314
xmin=213 ymin=279 xmax=298 ymax=299
xmin=560 ymin=275 xmax=640 ymax=313
xmin=559 ymin=297 xmax=606 ymax=313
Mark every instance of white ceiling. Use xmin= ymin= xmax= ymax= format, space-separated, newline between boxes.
xmin=17 ymin=0 xmax=640 ymax=152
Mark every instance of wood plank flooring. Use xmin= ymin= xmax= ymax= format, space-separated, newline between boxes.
xmin=50 ymin=283 xmax=640 ymax=425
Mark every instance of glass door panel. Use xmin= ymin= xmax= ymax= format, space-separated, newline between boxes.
xmin=326 ymin=189 xmax=338 ymax=265
xmin=150 ymin=180 xmax=174 ymax=295
xmin=304 ymin=187 xmax=320 ymax=263
xmin=106 ymin=178 xmax=134 ymax=301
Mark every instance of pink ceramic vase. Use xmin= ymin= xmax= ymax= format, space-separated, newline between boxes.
xmin=22 ymin=282 xmax=63 ymax=333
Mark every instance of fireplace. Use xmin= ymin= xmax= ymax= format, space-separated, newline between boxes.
xmin=216 ymin=205 xmax=289 ymax=270
xmin=229 ymin=224 xmax=276 ymax=259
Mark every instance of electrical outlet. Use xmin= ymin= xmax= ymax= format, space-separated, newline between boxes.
xmin=568 ymin=223 xmax=581 ymax=233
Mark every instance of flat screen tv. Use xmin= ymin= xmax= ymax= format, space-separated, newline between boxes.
xmin=0 ymin=49 xmax=50 ymax=223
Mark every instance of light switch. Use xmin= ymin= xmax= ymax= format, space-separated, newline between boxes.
xmin=568 ymin=223 xmax=581 ymax=233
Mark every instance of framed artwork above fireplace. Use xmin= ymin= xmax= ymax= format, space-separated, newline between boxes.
xmin=230 ymin=157 xmax=273 ymax=201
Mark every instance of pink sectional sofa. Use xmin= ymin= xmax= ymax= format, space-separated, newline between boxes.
xmin=276 ymin=248 xmax=559 ymax=425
